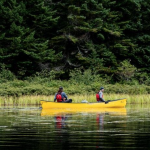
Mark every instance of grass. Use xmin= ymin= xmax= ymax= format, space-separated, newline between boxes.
xmin=1 ymin=69 xmax=150 ymax=106
xmin=0 ymin=94 xmax=150 ymax=106
xmin=72 ymin=94 xmax=150 ymax=104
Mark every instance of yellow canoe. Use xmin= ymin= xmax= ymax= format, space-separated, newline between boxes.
xmin=40 ymin=98 xmax=126 ymax=109
xmin=41 ymin=107 xmax=127 ymax=116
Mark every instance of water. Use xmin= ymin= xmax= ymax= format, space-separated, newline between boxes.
xmin=0 ymin=105 xmax=150 ymax=150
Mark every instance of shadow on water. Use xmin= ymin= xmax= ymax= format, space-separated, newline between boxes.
xmin=0 ymin=105 xmax=150 ymax=149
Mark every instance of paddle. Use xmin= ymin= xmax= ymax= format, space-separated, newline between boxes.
xmin=105 ymin=98 xmax=126 ymax=104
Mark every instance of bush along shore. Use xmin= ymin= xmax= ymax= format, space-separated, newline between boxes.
xmin=0 ymin=77 xmax=150 ymax=105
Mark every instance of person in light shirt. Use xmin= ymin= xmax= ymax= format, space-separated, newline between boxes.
xmin=96 ymin=87 xmax=105 ymax=102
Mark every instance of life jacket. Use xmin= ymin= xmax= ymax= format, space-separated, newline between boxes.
xmin=56 ymin=116 xmax=62 ymax=128
xmin=96 ymin=92 xmax=103 ymax=101
xmin=56 ymin=92 xmax=63 ymax=102
xmin=96 ymin=92 xmax=100 ymax=101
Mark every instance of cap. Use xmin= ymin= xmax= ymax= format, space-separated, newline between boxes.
xmin=100 ymin=87 xmax=104 ymax=90
xmin=59 ymin=86 xmax=63 ymax=89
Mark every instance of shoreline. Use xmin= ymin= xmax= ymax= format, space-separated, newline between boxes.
xmin=0 ymin=94 xmax=149 ymax=105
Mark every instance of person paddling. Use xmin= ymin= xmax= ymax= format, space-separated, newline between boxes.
xmin=54 ymin=87 xmax=72 ymax=103
xmin=96 ymin=87 xmax=106 ymax=102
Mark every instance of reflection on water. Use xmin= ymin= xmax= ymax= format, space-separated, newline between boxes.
xmin=55 ymin=114 xmax=68 ymax=129
xmin=0 ymin=105 xmax=150 ymax=149
xmin=96 ymin=113 xmax=104 ymax=130
xmin=41 ymin=107 xmax=127 ymax=116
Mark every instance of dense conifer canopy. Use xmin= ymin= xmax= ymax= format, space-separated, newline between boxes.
xmin=0 ymin=0 xmax=150 ymax=80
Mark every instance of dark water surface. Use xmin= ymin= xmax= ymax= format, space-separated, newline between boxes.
xmin=0 ymin=105 xmax=150 ymax=150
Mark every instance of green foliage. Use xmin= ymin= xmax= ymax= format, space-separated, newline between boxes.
xmin=134 ymin=72 xmax=150 ymax=85
xmin=0 ymin=0 xmax=150 ymax=83
xmin=116 ymin=60 xmax=137 ymax=81
xmin=1 ymin=77 xmax=150 ymax=97
xmin=0 ymin=66 xmax=16 ymax=82
xmin=0 ymin=0 xmax=60 ymax=78
xmin=69 ymin=68 xmax=104 ymax=85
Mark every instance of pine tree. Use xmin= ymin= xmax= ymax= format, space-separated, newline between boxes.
xmin=1 ymin=0 xmax=150 ymax=80
xmin=0 ymin=0 xmax=59 ymax=78
xmin=50 ymin=0 xmax=131 ymax=73
xmin=116 ymin=0 xmax=150 ymax=72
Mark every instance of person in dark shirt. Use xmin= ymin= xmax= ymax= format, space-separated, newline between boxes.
xmin=54 ymin=87 xmax=72 ymax=103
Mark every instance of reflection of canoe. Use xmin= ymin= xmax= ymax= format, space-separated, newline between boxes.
xmin=40 ymin=98 xmax=126 ymax=109
xmin=41 ymin=108 xmax=127 ymax=116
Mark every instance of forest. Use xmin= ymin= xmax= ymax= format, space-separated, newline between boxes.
xmin=0 ymin=0 xmax=150 ymax=97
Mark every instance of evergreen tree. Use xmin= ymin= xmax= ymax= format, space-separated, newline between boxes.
xmin=0 ymin=0 xmax=150 ymax=80
xmin=115 ymin=0 xmax=150 ymax=73
xmin=0 ymin=0 xmax=59 ymax=78
xmin=50 ymin=0 xmax=133 ymax=73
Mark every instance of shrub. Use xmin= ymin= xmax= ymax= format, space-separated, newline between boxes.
xmin=0 ymin=67 xmax=16 ymax=82
xmin=116 ymin=60 xmax=137 ymax=82
xmin=69 ymin=68 xmax=104 ymax=85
